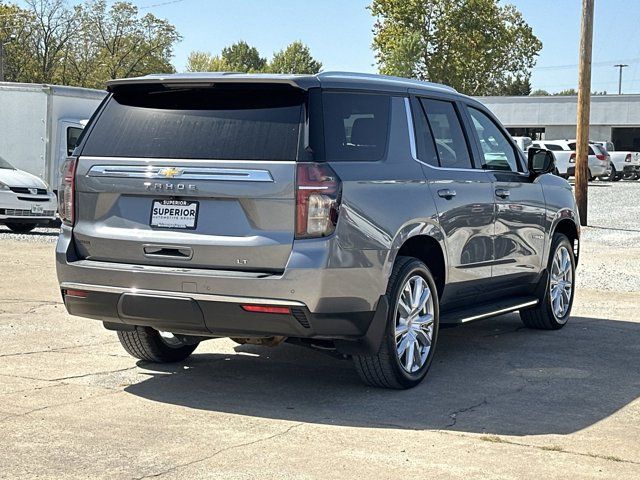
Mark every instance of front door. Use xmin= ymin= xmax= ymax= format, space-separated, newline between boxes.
xmin=464 ymin=105 xmax=546 ymax=296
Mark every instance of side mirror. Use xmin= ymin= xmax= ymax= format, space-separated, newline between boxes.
xmin=528 ymin=148 xmax=556 ymax=176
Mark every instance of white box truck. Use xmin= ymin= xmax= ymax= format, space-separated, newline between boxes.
xmin=0 ymin=82 xmax=106 ymax=194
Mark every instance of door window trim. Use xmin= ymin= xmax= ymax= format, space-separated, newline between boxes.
xmin=462 ymin=102 xmax=528 ymax=174
xmin=404 ymin=97 xmax=482 ymax=173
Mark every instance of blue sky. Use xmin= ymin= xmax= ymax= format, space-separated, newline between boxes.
xmin=20 ymin=0 xmax=640 ymax=93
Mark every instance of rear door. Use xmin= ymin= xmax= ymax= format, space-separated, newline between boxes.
xmin=464 ymin=104 xmax=546 ymax=295
xmin=73 ymin=83 xmax=304 ymax=272
xmin=410 ymin=96 xmax=495 ymax=308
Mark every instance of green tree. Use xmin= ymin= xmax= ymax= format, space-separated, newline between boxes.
xmin=185 ymin=51 xmax=230 ymax=72
xmin=553 ymin=88 xmax=578 ymax=96
xmin=69 ymin=0 xmax=181 ymax=88
xmin=0 ymin=2 xmax=36 ymax=82
xmin=530 ymin=89 xmax=550 ymax=96
xmin=268 ymin=41 xmax=322 ymax=74
xmin=370 ymin=0 xmax=542 ymax=96
xmin=497 ymin=76 xmax=532 ymax=96
xmin=221 ymin=41 xmax=266 ymax=72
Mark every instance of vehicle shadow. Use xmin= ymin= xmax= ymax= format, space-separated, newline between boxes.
xmin=125 ymin=313 xmax=640 ymax=436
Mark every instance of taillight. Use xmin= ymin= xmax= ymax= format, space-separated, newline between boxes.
xmin=59 ymin=157 xmax=77 ymax=226
xmin=295 ymin=163 xmax=341 ymax=239
xmin=596 ymin=154 xmax=606 ymax=161
xmin=241 ymin=305 xmax=291 ymax=315
xmin=570 ymin=153 xmax=576 ymax=163
xmin=625 ymin=154 xmax=632 ymax=162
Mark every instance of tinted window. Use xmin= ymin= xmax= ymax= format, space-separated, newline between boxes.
xmin=82 ymin=85 xmax=304 ymax=160
xmin=320 ymin=92 xmax=390 ymax=161
xmin=468 ymin=107 xmax=519 ymax=172
xmin=67 ymin=127 xmax=83 ymax=156
xmin=568 ymin=143 xmax=595 ymax=155
xmin=544 ymin=144 xmax=564 ymax=151
xmin=411 ymin=98 xmax=439 ymax=166
xmin=420 ymin=99 xmax=473 ymax=169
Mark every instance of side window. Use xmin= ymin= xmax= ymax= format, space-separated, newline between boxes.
xmin=420 ymin=99 xmax=473 ymax=169
xmin=321 ymin=92 xmax=391 ymax=161
xmin=468 ymin=107 xmax=520 ymax=172
xmin=411 ymin=98 xmax=439 ymax=166
xmin=67 ymin=127 xmax=83 ymax=156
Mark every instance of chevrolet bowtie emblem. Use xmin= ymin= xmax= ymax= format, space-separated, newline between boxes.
xmin=157 ymin=167 xmax=183 ymax=178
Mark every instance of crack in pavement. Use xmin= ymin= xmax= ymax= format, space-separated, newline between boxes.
xmin=0 ymin=341 xmax=121 ymax=359
xmin=0 ymin=365 xmax=137 ymax=383
xmin=435 ymin=429 xmax=640 ymax=466
xmin=131 ymin=422 xmax=305 ymax=480
xmin=0 ymin=388 xmax=122 ymax=424
xmin=446 ymin=399 xmax=488 ymax=428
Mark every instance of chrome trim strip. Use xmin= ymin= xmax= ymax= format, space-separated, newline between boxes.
xmin=459 ymin=300 xmax=538 ymax=323
xmin=60 ymin=282 xmax=306 ymax=307
xmin=87 ymin=165 xmax=274 ymax=182
xmin=403 ymin=96 xmax=524 ymax=175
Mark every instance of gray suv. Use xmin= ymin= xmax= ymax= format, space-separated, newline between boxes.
xmin=56 ymin=72 xmax=580 ymax=389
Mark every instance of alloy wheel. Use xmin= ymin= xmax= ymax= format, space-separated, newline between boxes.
xmin=550 ymin=246 xmax=573 ymax=320
xmin=394 ymin=275 xmax=435 ymax=373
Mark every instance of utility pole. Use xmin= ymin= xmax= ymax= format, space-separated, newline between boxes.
xmin=575 ymin=0 xmax=594 ymax=227
xmin=614 ymin=64 xmax=628 ymax=95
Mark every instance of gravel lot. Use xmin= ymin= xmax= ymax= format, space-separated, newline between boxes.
xmin=0 ymin=181 xmax=639 ymax=479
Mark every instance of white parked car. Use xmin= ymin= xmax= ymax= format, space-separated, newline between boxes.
xmin=591 ymin=141 xmax=640 ymax=181
xmin=531 ymin=140 xmax=609 ymax=180
xmin=0 ymin=155 xmax=57 ymax=233
xmin=511 ymin=136 xmax=532 ymax=152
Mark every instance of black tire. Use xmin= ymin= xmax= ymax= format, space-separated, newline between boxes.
xmin=520 ymin=234 xmax=576 ymax=330
xmin=5 ymin=222 xmax=36 ymax=233
xmin=602 ymin=163 xmax=617 ymax=182
xmin=117 ymin=326 xmax=198 ymax=362
xmin=353 ymin=256 xmax=439 ymax=389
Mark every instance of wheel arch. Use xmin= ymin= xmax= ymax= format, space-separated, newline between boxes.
xmin=552 ymin=216 xmax=580 ymax=265
xmin=387 ymin=224 xmax=447 ymax=299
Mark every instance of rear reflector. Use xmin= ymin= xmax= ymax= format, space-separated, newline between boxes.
xmin=241 ymin=305 xmax=291 ymax=315
xmin=64 ymin=289 xmax=88 ymax=298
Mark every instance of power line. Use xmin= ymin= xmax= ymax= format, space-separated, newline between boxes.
xmin=533 ymin=57 xmax=640 ymax=71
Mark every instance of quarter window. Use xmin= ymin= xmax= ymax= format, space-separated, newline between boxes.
xmin=320 ymin=92 xmax=391 ymax=161
xmin=67 ymin=127 xmax=83 ymax=156
xmin=468 ymin=107 xmax=520 ymax=172
xmin=419 ymin=99 xmax=473 ymax=169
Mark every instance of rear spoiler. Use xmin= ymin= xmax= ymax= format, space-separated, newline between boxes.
xmin=106 ymin=72 xmax=320 ymax=92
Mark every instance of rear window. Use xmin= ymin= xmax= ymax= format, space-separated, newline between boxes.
xmin=317 ymin=92 xmax=391 ymax=161
xmin=81 ymin=84 xmax=304 ymax=160
xmin=567 ymin=143 xmax=595 ymax=155
xmin=544 ymin=144 xmax=564 ymax=151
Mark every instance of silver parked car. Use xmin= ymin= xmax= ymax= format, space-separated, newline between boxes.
xmin=56 ymin=72 xmax=580 ymax=389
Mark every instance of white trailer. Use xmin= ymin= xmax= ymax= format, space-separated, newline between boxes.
xmin=0 ymin=82 xmax=106 ymax=192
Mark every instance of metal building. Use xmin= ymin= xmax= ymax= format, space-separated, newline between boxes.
xmin=477 ymin=94 xmax=640 ymax=151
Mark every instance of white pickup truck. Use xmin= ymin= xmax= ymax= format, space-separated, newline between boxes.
xmin=592 ymin=141 xmax=640 ymax=181
xmin=531 ymin=140 xmax=610 ymax=180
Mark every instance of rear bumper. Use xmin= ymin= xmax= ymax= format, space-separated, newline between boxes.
xmin=60 ymin=284 xmax=381 ymax=344
xmin=623 ymin=164 xmax=640 ymax=174
xmin=56 ymin=225 xmax=389 ymax=349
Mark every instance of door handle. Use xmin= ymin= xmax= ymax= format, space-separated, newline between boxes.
xmin=437 ymin=189 xmax=456 ymax=199
xmin=495 ymin=188 xmax=510 ymax=199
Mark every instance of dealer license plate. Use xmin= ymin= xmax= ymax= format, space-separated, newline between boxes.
xmin=150 ymin=200 xmax=198 ymax=230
